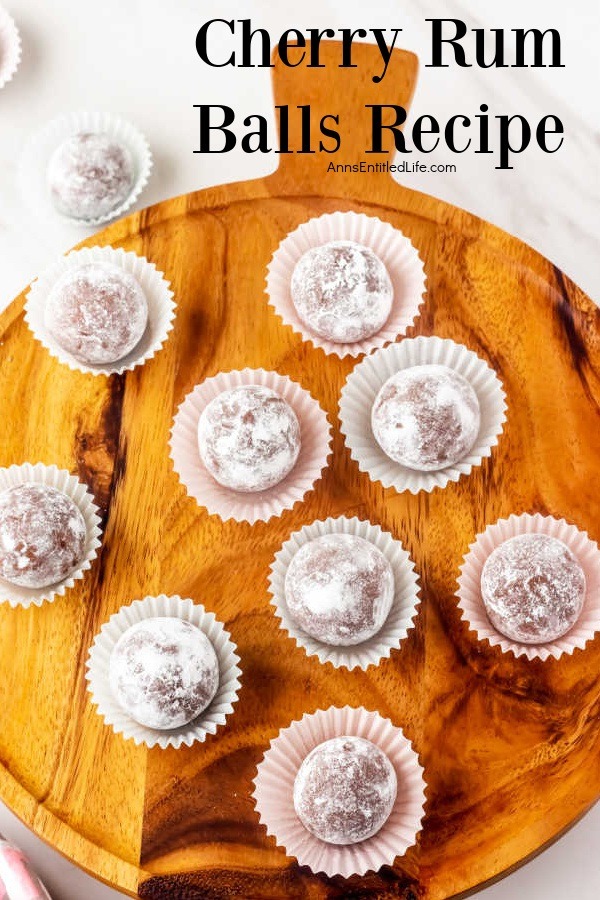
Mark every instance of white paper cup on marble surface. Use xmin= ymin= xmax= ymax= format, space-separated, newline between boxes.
xmin=0 ymin=462 xmax=102 ymax=609
xmin=268 ymin=516 xmax=420 ymax=670
xmin=266 ymin=211 xmax=426 ymax=358
xmin=339 ymin=336 xmax=507 ymax=495
xmin=18 ymin=110 xmax=152 ymax=226
xmin=253 ymin=705 xmax=426 ymax=878
xmin=86 ymin=594 xmax=242 ymax=749
xmin=25 ymin=245 xmax=176 ymax=377
xmin=457 ymin=513 xmax=600 ymax=661
xmin=170 ymin=368 xmax=332 ymax=524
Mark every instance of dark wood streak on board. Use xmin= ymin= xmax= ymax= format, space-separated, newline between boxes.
xmin=552 ymin=266 xmax=590 ymax=376
xmin=75 ymin=372 xmax=127 ymax=518
xmin=137 ymin=868 xmax=422 ymax=900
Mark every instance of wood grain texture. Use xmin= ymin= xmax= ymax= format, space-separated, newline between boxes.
xmin=0 ymin=42 xmax=599 ymax=900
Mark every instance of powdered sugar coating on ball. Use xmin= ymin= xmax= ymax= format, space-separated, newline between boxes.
xmin=290 ymin=240 xmax=393 ymax=344
xmin=371 ymin=364 xmax=481 ymax=472
xmin=284 ymin=533 xmax=394 ymax=646
xmin=109 ymin=617 xmax=220 ymax=730
xmin=48 ymin=132 xmax=135 ymax=221
xmin=44 ymin=263 xmax=148 ymax=365
xmin=481 ymin=533 xmax=586 ymax=644
xmin=293 ymin=736 xmax=397 ymax=845
xmin=0 ymin=484 xmax=86 ymax=589
xmin=198 ymin=385 xmax=301 ymax=493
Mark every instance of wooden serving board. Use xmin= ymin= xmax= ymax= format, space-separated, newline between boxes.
xmin=0 ymin=42 xmax=599 ymax=900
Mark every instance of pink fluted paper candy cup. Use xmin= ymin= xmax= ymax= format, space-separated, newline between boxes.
xmin=268 ymin=516 xmax=420 ymax=670
xmin=170 ymin=368 xmax=332 ymax=524
xmin=0 ymin=463 xmax=102 ymax=609
xmin=18 ymin=110 xmax=152 ymax=227
xmin=253 ymin=706 xmax=426 ymax=878
xmin=86 ymin=594 xmax=242 ymax=749
xmin=457 ymin=513 xmax=600 ymax=661
xmin=0 ymin=6 xmax=21 ymax=91
xmin=339 ymin=336 xmax=507 ymax=495
xmin=266 ymin=211 xmax=426 ymax=358
xmin=25 ymin=245 xmax=176 ymax=377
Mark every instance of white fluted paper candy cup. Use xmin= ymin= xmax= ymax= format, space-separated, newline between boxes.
xmin=170 ymin=368 xmax=332 ymax=524
xmin=25 ymin=245 xmax=176 ymax=377
xmin=0 ymin=463 xmax=102 ymax=608
xmin=253 ymin=706 xmax=425 ymax=877
xmin=339 ymin=336 xmax=507 ymax=495
xmin=0 ymin=5 xmax=21 ymax=90
xmin=266 ymin=211 xmax=426 ymax=358
xmin=18 ymin=110 xmax=152 ymax=226
xmin=269 ymin=516 xmax=420 ymax=670
xmin=457 ymin=513 xmax=600 ymax=661
xmin=86 ymin=595 xmax=242 ymax=749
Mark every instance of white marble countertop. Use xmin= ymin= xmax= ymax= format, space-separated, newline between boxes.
xmin=0 ymin=0 xmax=598 ymax=898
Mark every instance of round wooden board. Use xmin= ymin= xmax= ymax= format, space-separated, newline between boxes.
xmin=0 ymin=42 xmax=599 ymax=900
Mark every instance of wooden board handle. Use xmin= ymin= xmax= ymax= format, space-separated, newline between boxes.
xmin=268 ymin=40 xmax=419 ymax=197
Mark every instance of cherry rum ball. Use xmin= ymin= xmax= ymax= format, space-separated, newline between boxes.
xmin=109 ymin=617 xmax=220 ymax=730
xmin=284 ymin=533 xmax=394 ymax=646
xmin=290 ymin=240 xmax=393 ymax=344
xmin=481 ymin=533 xmax=586 ymax=644
xmin=44 ymin=263 xmax=148 ymax=366
xmin=293 ymin=736 xmax=397 ymax=845
xmin=0 ymin=484 xmax=86 ymax=589
xmin=198 ymin=385 xmax=301 ymax=493
xmin=48 ymin=132 xmax=135 ymax=221
xmin=371 ymin=364 xmax=481 ymax=471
